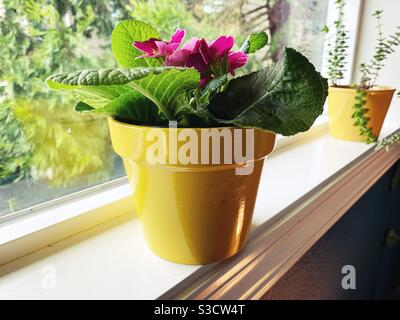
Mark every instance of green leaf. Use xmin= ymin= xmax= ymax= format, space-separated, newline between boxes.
xmin=208 ymin=48 xmax=328 ymax=136
xmin=92 ymin=91 xmax=166 ymax=125
xmin=74 ymin=101 xmax=95 ymax=113
xmin=111 ymin=19 xmax=162 ymax=68
xmin=202 ymin=75 xmax=228 ymax=96
xmin=240 ymin=32 xmax=269 ymax=54
xmin=199 ymin=74 xmax=228 ymax=106
xmin=46 ymin=67 xmax=200 ymax=121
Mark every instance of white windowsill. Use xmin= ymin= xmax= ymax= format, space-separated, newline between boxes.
xmin=0 ymin=181 xmax=131 ymax=243
xmin=0 ymin=113 xmax=399 ymax=299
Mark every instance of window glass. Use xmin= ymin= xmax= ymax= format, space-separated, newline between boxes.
xmin=0 ymin=0 xmax=329 ymax=218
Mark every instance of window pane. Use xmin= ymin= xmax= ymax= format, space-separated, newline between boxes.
xmin=0 ymin=0 xmax=329 ymax=218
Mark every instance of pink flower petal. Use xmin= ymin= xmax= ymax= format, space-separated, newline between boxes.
xmin=166 ymin=43 xmax=180 ymax=55
xmin=209 ymin=36 xmax=234 ymax=58
xmin=199 ymin=77 xmax=210 ymax=87
xmin=133 ymin=39 xmax=159 ymax=55
xmin=186 ymin=52 xmax=210 ymax=73
xmin=198 ymin=38 xmax=212 ymax=64
xmin=181 ymin=37 xmax=200 ymax=53
xmin=135 ymin=53 xmax=155 ymax=59
xmin=153 ymin=41 xmax=174 ymax=57
xmin=227 ymin=51 xmax=248 ymax=75
xmin=170 ymin=28 xmax=186 ymax=44
xmin=165 ymin=49 xmax=187 ymax=66
xmin=166 ymin=38 xmax=201 ymax=66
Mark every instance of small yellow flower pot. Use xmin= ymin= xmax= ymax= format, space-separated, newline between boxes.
xmin=108 ymin=118 xmax=275 ymax=264
xmin=328 ymin=86 xmax=395 ymax=142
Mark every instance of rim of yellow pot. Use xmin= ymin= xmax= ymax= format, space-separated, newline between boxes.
xmin=329 ymin=85 xmax=396 ymax=95
xmin=108 ymin=116 xmax=272 ymax=132
xmin=107 ymin=117 xmax=276 ymax=170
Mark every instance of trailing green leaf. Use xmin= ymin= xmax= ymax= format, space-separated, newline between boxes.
xmin=352 ymin=87 xmax=377 ymax=143
xmin=207 ymin=48 xmax=328 ymax=136
xmin=377 ymin=131 xmax=400 ymax=151
xmin=111 ymin=19 xmax=162 ymax=68
xmin=240 ymin=32 xmax=269 ymax=54
xmin=47 ymin=67 xmax=200 ymax=121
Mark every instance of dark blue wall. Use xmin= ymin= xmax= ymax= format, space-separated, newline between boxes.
xmin=264 ymin=161 xmax=400 ymax=300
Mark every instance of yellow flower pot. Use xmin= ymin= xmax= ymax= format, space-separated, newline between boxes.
xmin=328 ymin=86 xmax=395 ymax=142
xmin=108 ymin=118 xmax=276 ymax=264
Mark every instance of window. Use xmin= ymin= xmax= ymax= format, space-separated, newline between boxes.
xmin=0 ymin=0 xmax=331 ymax=219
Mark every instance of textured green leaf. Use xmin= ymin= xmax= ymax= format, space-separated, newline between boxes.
xmin=94 ymin=91 xmax=166 ymax=125
xmin=46 ymin=67 xmax=200 ymax=120
xmin=111 ymin=19 xmax=162 ymax=68
xmin=202 ymin=75 xmax=228 ymax=97
xmin=199 ymin=74 xmax=228 ymax=106
xmin=208 ymin=48 xmax=328 ymax=136
xmin=240 ymin=32 xmax=269 ymax=54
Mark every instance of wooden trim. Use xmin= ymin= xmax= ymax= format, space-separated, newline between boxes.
xmin=158 ymin=144 xmax=400 ymax=300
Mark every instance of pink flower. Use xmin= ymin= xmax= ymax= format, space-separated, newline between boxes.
xmin=165 ymin=37 xmax=200 ymax=66
xmin=205 ymin=36 xmax=234 ymax=62
xmin=174 ymin=36 xmax=248 ymax=85
xmin=134 ymin=32 xmax=248 ymax=86
xmin=227 ymin=51 xmax=248 ymax=75
xmin=133 ymin=28 xmax=186 ymax=59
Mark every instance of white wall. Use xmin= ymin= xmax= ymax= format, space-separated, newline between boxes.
xmin=354 ymin=0 xmax=400 ymax=127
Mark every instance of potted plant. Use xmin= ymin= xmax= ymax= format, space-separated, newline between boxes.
xmin=324 ymin=1 xmax=399 ymax=143
xmin=47 ymin=19 xmax=327 ymax=264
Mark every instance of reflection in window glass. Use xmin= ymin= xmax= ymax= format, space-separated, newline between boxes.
xmin=0 ymin=0 xmax=328 ymax=217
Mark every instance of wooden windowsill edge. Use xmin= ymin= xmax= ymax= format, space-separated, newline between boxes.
xmin=158 ymin=141 xmax=400 ymax=300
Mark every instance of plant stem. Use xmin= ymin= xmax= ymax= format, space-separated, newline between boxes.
xmin=325 ymin=0 xmax=349 ymax=86
xmin=359 ymin=10 xmax=400 ymax=89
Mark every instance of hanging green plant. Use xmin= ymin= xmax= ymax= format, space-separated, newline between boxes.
xmin=352 ymin=87 xmax=377 ymax=143
xmin=352 ymin=11 xmax=400 ymax=143
xmin=377 ymin=132 xmax=400 ymax=151
xmin=324 ymin=4 xmax=400 ymax=144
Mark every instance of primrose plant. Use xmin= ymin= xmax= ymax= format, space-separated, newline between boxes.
xmin=47 ymin=20 xmax=327 ymax=136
